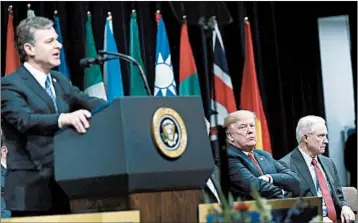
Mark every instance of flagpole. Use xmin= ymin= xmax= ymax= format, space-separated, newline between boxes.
xmin=198 ymin=16 xmax=223 ymax=173
xmin=198 ymin=17 xmax=212 ymax=120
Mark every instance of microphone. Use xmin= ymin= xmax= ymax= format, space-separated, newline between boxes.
xmin=96 ymin=50 xmax=152 ymax=96
xmin=79 ymin=55 xmax=117 ymax=68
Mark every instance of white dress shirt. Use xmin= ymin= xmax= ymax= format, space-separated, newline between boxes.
xmin=24 ymin=62 xmax=56 ymax=98
xmin=298 ymin=147 xmax=329 ymax=216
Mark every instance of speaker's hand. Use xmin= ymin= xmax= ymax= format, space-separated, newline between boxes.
xmin=58 ymin=109 xmax=91 ymax=133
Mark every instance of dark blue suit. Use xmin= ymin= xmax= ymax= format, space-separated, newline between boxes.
xmin=227 ymin=145 xmax=300 ymax=200
xmin=1 ymin=65 xmax=106 ymax=213
xmin=1 ymin=164 xmax=11 ymax=218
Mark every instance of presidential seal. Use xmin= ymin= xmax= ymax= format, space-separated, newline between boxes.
xmin=152 ymin=107 xmax=187 ymax=159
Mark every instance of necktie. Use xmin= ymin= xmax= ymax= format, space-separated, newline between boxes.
xmin=45 ymin=76 xmax=58 ymax=113
xmin=311 ymin=159 xmax=336 ymax=222
xmin=248 ymin=152 xmax=264 ymax=175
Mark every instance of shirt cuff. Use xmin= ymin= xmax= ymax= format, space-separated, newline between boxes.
xmin=58 ymin=113 xmax=64 ymax=128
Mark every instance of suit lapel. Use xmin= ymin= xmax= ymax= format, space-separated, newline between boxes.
xmin=253 ymin=151 xmax=269 ymax=174
xmin=228 ymin=146 xmax=262 ymax=176
xmin=19 ymin=66 xmax=57 ymax=113
xmin=239 ymin=149 xmax=262 ymax=176
xmin=292 ymin=148 xmax=317 ymax=196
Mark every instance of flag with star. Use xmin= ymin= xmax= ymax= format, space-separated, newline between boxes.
xmin=153 ymin=12 xmax=177 ymax=96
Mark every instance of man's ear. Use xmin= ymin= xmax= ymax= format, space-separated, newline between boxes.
xmin=303 ymin=134 xmax=309 ymax=143
xmin=23 ymin=43 xmax=35 ymax=57
xmin=227 ymin=132 xmax=234 ymax=142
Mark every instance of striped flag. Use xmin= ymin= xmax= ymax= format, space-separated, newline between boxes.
xmin=54 ymin=15 xmax=70 ymax=79
xmin=210 ymin=20 xmax=237 ymax=136
xmin=83 ymin=14 xmax=107 ymax=101
xmin=5 ymin=8 xmax=20 ymax=75
xmin=103 ymin=14 xmax=124 ymax=101
xmin=153 ymin=12 xmax=177 ymax=96
xmin=241 ymin=19 xmax=272 ymax=153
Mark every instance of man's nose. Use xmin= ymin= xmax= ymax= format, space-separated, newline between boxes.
xmin=56 ymin=40 xmax=62 ymax=49
xmin=247 ymin=126 xmax=255 ymax=133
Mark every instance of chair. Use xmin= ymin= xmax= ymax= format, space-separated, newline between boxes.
xmin=342 ymin=187 xmax=358 ymax=220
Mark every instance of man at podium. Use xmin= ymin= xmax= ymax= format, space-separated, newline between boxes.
xmin=224 ymin=110 xmax=300 ymax=200
xmin=1 ymin=16 xmax=106 ymax=217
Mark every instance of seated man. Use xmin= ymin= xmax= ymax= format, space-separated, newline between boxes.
xmin=224 ymin=110 xmax=300 ymax=200
xmin=279 ymin=115 xmax=355 ymax=223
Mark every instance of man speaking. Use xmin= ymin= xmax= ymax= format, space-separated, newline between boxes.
xmin=1 ymin=16 xmax=106 ymax=217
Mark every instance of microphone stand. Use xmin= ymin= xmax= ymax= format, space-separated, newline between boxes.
xmin=98 ymin=50 xmax=152 ymax=96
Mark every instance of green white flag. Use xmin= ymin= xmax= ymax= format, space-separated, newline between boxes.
xmin=83 ymin=14 xmax=107 ymax=101
xmin=129 ymin=11 xmax=147 ymax=96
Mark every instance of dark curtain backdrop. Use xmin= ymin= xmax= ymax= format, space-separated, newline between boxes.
xmin=1 ymin=1 xmax=356 ymax=159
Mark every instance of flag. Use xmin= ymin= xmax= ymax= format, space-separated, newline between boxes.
xmin=83 ymin=14 xmax=107 ymax=101
xmin=129 ymin=11 xmax=147 ymax=96
xmin=5 ymin=9 xmax=20 ymax=75
xmin=27 ymin=8 xmax=35 ymax=18
xmin=240 ymin=19 xmax=272 ymax=153
xmin=210 ymin=20 xmax=237 ymax=132
xmin=179 ymin=21 xmax=210 ymax=133
xmin=179 ymin=22 xmax=201 ymax=96
xmin=153 ymin=13 xmax=176 ymax=96
xmin=54 ymin=15 xmax=70 ymax=79
xmin=104 ymin=15 xmax=124 ymax=102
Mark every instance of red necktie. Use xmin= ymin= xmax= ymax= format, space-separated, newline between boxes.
xmin=248 ymin=152 xmax=264 ymax=175
xmin=311 ymin=159 xmax=337 ymax=222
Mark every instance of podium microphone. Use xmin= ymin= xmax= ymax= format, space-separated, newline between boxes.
xmin=95 ymin=50 xmax=152 ymax=96
xmin=79 ymin=56 xmax=117 ymax=68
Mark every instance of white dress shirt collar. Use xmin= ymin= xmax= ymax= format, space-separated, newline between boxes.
xmin=24 ymin=62 xmax=52 ymax=89
xmin=298 ymin=146 xmax=318 ymax=166
xmin=1 ymin=160 xmax=7 ymax=169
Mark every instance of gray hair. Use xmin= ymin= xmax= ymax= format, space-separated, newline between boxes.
xmin=296 ymin=115 xmax=326 ymax=143
xmin=224 ymin=110 xmax=256 ymax=133
xmin=16 ymin=16 xmax=54 ymax=62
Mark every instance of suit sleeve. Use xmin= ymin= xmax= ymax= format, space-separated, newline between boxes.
xmin=228 ymin=157 xmax=284 ymax=199
xmin=1 ymin=80 xmax=60 ymax=135
xmin=67 ymin=82 xmax=107 ymax=111
xmin=269 ymin=159 xmax=301 ymax=196
xmin=330 ymin=159 xmax=348 ymax=208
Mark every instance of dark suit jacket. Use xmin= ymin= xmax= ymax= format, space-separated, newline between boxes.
xmin=227 ymin=145 xmax=300 ymax=200
xmin=279 ymin=147 xmax=348 ymax=216
xmin=1 ymin=65 xmax=106 ymax=211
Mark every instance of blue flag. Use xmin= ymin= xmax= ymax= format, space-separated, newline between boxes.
xmin=154 ymin=14 xmax=176 ymax=96
xmin=54 ymin=15 xmax=70 ymax=79
xmin=103 ymin=17 xmax=124 ymax=102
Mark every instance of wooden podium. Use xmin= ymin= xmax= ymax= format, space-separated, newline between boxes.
xmin=2 ymin=210 xmax=140 ymax=223
xmin=54 ymin=97 xmax=214 ymax=222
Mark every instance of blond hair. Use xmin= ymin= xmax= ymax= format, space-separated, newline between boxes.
xmin=224 ymin=110 xmax=256 ymax=133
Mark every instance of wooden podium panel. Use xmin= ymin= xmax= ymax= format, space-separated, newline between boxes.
xmin=130 ymin=189 xmax=201 ymax=222
xmin=2 ymin=210 xmax=140 ymax=223
xmin=198 ymin=196 xmax=322 ymax=222
xmin=66 ymin=189 xmax=202 ymax=222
